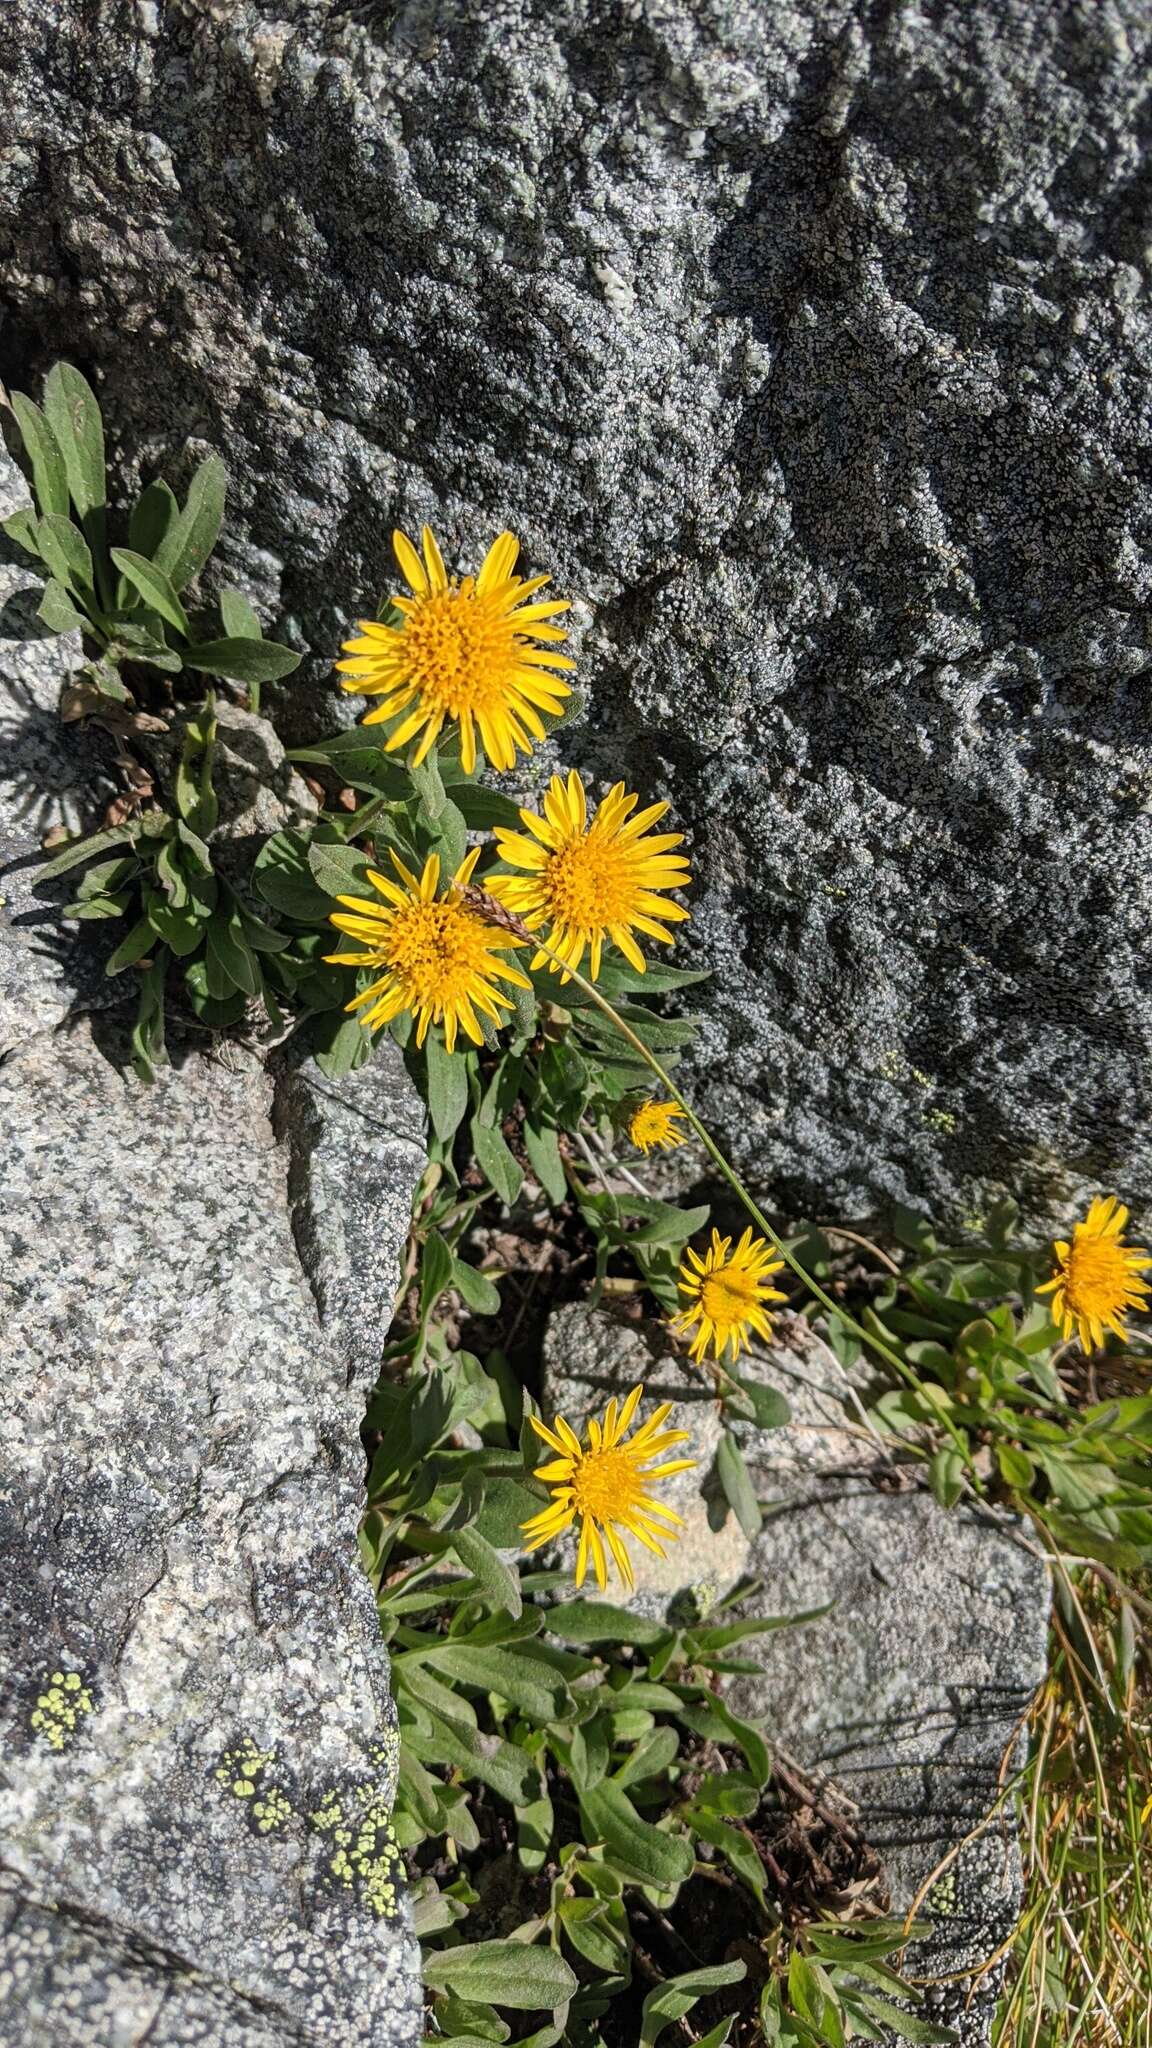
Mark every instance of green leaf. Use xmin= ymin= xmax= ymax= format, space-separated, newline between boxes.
xmin=253 ymin=831 xmax=333 ymax=921
xmin=153 ymin=452 xmax=226 ymax=590
xmin=175 ymin=700 xmax=218 ymax=836
xmin=183 ymin=635 xmax=301 ymax=683
xmin=516 ymin=1786 xmax=554 ymax=1871
xmin=728 ymin=1377 xmax=793 ymax=1430
xmin=716 ymin=1429 xmax=763 ymax=1538
xmin=36 ymin=513 xmax=94 ymax=593
xmin=546 ymin=1601 xmax=670 ymax=1648
xmin=145 ymin=886 xmax=206 ymax=958
xmin=450 ymin=1526 xmax=523 ymax=1620
xmin=104 ymin=917 xmax=157 ymax=977
xmin=928 ymin=1445 xmax=965 ymax=1510
xmin=996 ymin=1444 xmax=1035 ymax=1491
xmin=110 ymin=547 xmax=190 ymax=636
xmin=128 ymin=478 xmax=179 ymax=558
xmin=205 ymin=911 xmax=259 ymax=996
xmin=2 ymin=505 xmax=41 ymax=554
xmin=423 ymin=1644 xmax=571 ymax=1722
xmin=7 ymin=392 xmax=68 ymax=516
xmin=37 ymin=579 xmax=88 ymax=634
xmin=424 ymin=1028 xmax=470 ymax=1144
xmin=313 ymin=1012 xmax=374 ymax=1079
xmin=579 ymin=1779 xmax=694 ymax=1890
xmin=640 ymin=1962 xmax=746 ymax=2047
xmin=43 ymin=364 xmax=105 ymax=516
xmin=130 ymin=950 xmax=168 ymax=1083
xmin=472 ymin=1120 xmax=523 ymax=1207
xmin=843 ymin=1991 xmax=956 ymax=2043
xmin=409 ymin=744 xmax=448 ymax=819
xmin=472 ymin=1477 xmax=541 ymax=1550
xmin=306 ymin=839 xmax=374 ymax=900
xmin=218 ymin=586 xmax=263 ymax=639
xmin=451 ymin=1257 xmax=502 ymax=1316
xmin=406 ymin=1707 xmax=536 ymax=1806
xmin=523 ymin=1120 xmax=568 ymax=1204
xmin=38 ymin=825 xmax=136 ymax=880
xmin=453 ymin=784 xmax=526 ymax=832
xmin=422 ymin=1941 xmax=576 ymax=2013
xmin=420 ymin=1229 xmax=455 ymax=1319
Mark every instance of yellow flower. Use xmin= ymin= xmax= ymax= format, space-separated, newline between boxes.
xmin=1036 ymin=1195 xmax=1151 ymax=1353
xmin=673 ymin=1226 xmax=787 ymax=1364
xmin=628 ymin=1099 xmax=688 ymax=1155
xmin=493 ymin=768 xmax=691 ymax=980
xmin=335 ymin=526 xmax=574 ymax=774
xmin=325 ymin=846 xmax=530 ymax=1052
xmin=521 ymin=1386 xmax=695 ymax=1592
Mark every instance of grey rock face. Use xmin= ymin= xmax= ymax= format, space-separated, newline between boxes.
xmin=3 ymin=0 xmax=1150 ymax=1224
xmin=0 ymin=1023 xmax=425 ymax=2045
xmin=540 ymin=1302 xmax=1050 ymax=2045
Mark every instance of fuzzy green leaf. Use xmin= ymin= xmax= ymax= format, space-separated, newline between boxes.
xmin=183 ymin=634 xmax=301 ymax=683
xmin=640 ymin=1962 xmax=746 ymax=2047
xmin=7 ymin=392 xmax=69 ymax=517
xmin=37 ymin=579 xmax=88 ymax=634
xmin=423 ymin=1643 xmax=571 ymax=1723
xmin=472 ymin=1120 xmax=524 ymax=1207
xmin=523 ymin=1119 xmax=568 ymax=1204
xmin=128 ymin=478 xmax=179 ymax=558
xmin=218 ymin=586 xmax=262 ymax=639
xmin=36 ymin=513 xmax=94 ymax=593
xmin=425 ymin=1029 xmax=470 ymax=1143
xmin=110 ymin=547 xmax=190 ymax=636
xmin=38 ymin=825 xmax=137 ymax=880
xmin=579 ymin=1779 xmax=694 ymax=1890
xmin=716 ymin=1429 xmax=762 ymax=1539
xmin=422 ymin=1941 xmax=576 ymax=2013
xmin=43 ymin=364 xmax=105 ymax=516
xmin=154 ymin=452 xmax=226 ymax=590
xmin=450 ymin=1525 xmax=523 ymax=1620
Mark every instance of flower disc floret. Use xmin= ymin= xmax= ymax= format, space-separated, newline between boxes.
xmin=493 ymin=768 xmax=691 ymax=980
xmin=325 ymin=846 xmax=529 ymax=1052
xmin=520 ymin=1385 xmax=695 ymax=1592
xmin=673 ymin=1226 xmax=787 ymax=1364
xmin=1037 ymin=1195 xmax=1151 ymax=1353
xmin=336 ymin=526 xmax=573 ymax=774
xmin=628 ymin=1099 xmax=688 ymax=1155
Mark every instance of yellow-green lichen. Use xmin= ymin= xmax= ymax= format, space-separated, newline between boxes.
xmin=30 ymin=1670 xmax=94 ymax=1752
xmin=310 ymin=1776 xmax=405 ymax=1919
xmin=213 ymin=1737 xmax=291 ymax=1833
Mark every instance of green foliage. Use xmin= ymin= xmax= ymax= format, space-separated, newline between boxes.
xmin=361 ymin=1347 xmax=938 ymax=2048
xmin=1 ymin=365 xmax=300 ymax=702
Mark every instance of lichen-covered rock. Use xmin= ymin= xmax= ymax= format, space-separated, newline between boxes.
xmin=2 ymin=0 xmax=1150 ymax=1223
xmin=540 ymin=1301 xmax=1050 ymax=2044
xmin=0 ymin=1023 xmax=425 ymax=2045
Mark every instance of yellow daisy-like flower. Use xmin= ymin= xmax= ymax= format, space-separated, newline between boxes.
xmin=673 ymin=1226 xmax=787 ymax=1365
xmin=628 ymin=1099 xmax=688 ymax=1155
xmin=325 ymin=845 xmax=530 ymax=1052
xmin=1036 ymin=1195 xmax=1151 ymax=1353
xmin=335 ymin=526 xmax=574 ymax=774
xmin=492 ymin=768 xmax=691 ymax=980
xmin=520 ymin=1386 xmax=696 ymax=1592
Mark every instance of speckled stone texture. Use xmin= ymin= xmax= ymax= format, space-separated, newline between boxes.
xmin=0 ymin=1024 xmax=425 ymax=2046
xmin=2 ymin=0 xmax=1150 ymax=1225
xmin=540 ymin=1303 xmax=1050 ymax=2045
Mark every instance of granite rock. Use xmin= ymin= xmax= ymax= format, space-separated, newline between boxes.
xmin=2 ymin=0 xmax=1150 ymax=1224
xmin=0 ymin=1022 xmax=425 ymax=2046
xmin=540 ymin=1301 xmax=1051 ymax=2044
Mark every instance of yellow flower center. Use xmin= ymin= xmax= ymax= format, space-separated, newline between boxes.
xmin=401 ymin=586 xmax=516 ymax=717
xmin=384 ymin=897 xmax=495 ymax=1005
xmin=570 ymin=1445 xmax=645 ymax=1523
xmin=1061 ymin=1235 xmax=1132 ymax=1320
xmin=700 ymin=1270 xmax=760 ymax=1326
xmin=543 ymin=835 xmax=636 ymax=932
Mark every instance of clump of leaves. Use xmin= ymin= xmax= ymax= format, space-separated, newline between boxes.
xmin=359 ymin=1343 xmax=948 ymax=2047
xmin=1 ymin=362 xmax=300 ymax=708
xmin=808 ymin=1201 xmax=1152 ymax=1571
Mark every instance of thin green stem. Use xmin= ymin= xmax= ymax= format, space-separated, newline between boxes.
xmin=531 ymin=940 xmax=911 ymax=1374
